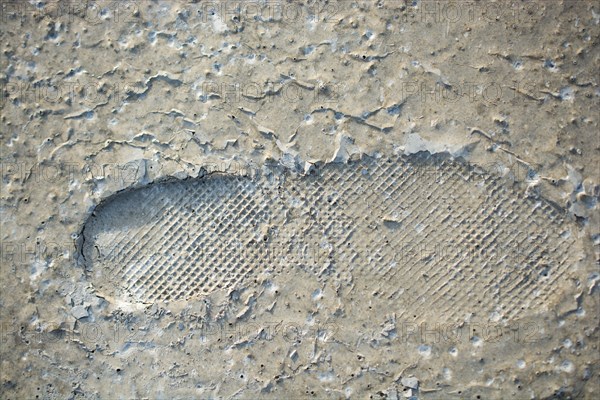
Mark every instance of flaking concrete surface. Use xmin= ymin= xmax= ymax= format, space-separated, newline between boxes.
xmin=1 ymin=1 xmax=599 ymax=399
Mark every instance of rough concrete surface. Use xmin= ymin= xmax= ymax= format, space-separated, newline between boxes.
xmin=0 ymin=1 xmax=599 ymax=399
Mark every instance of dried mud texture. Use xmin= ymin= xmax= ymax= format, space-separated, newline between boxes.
xmin=82 ymin=154 xmax=575 ymax=322
xmin=2 ymin=0 xmax=599 ymax=398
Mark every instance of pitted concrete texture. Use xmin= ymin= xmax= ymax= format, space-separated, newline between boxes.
xmin=2 ymin=1 xmax=598 ymax=397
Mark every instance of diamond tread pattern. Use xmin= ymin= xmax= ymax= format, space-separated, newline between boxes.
xmin=82 ymin=154 xmax=574 ymax=320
